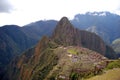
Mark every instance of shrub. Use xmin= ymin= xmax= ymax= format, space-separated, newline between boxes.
xmin=106 ymin=60 xmax=120 ymax=69
xmin=49 ymin=76 xmax=56 ymax=80
xmin=70 ymin=72 xmax=79 ymax=80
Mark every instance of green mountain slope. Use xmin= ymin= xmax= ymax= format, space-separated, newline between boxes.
xmin=0 ymin=25 xmax=37 ymax=79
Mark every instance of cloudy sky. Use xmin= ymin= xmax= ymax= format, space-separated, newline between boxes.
xmin=0 ymin=0 xmax=120 ymax=26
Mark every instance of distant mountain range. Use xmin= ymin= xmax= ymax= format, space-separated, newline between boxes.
xmin=0 ymin=11 xmax=120 ymax=79
xmin=71 ymin=12 xmax=120 ymax=44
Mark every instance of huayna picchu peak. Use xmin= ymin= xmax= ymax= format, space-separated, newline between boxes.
xmin=2 ymin=17 xmax=118 ymax=80
xmin=52 ymin=17 xmax=81 ymax=47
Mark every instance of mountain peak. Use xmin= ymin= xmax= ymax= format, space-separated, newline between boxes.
xmin=59 ymin=17 xmax=69 ymax=23
xmin=52 ymin=17 xmax=81 ymax=46
xmin=57 ymin=17 xmax=73 ymax=28
xmin=52 ymin=17 xmax=74 ymax=35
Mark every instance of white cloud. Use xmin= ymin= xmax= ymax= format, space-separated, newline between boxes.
xmin=0 ymin=0 xmax=120 ymax=26
xmin=0 ymin=0 xmax=13 ymax=13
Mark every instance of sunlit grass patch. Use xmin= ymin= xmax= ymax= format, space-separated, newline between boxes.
xmin=86 ymin=68 xmax=120 ymax=80
xmin=67 ymin=48 xmax=78 ymax=55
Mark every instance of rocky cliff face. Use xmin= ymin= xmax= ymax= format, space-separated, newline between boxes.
xmin=52 ymin=17 xmax=81 ymax=46
xmin=80 ymin=30 xmax=106 ymax=55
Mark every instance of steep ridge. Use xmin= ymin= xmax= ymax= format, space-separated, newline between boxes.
xmin=3 ymin=36 xmax=59 ymax=80
xmin=0 ymin=25 xmax=38 ymax=79
xmin=3 ymin=17 xmax=117 ymax=80
xmin=0 ymin=25 xmax=37 ymax=64
xmin=22 ymin=20 xmax=57 ymax=41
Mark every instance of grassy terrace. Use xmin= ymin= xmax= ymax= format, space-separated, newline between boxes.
xmin=86 ymin=59 xmax=120 ymax=80
xmin=87 ymin=68 xmax=120 ymax=80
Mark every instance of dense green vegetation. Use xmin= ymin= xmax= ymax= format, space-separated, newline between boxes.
xmin=105 ymin=59 xmax=120 ymax=70
xmin=70 ymin=72 xmax=79 ymax=80
xmin=32 ymin=49 xmax=58 ymax=80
